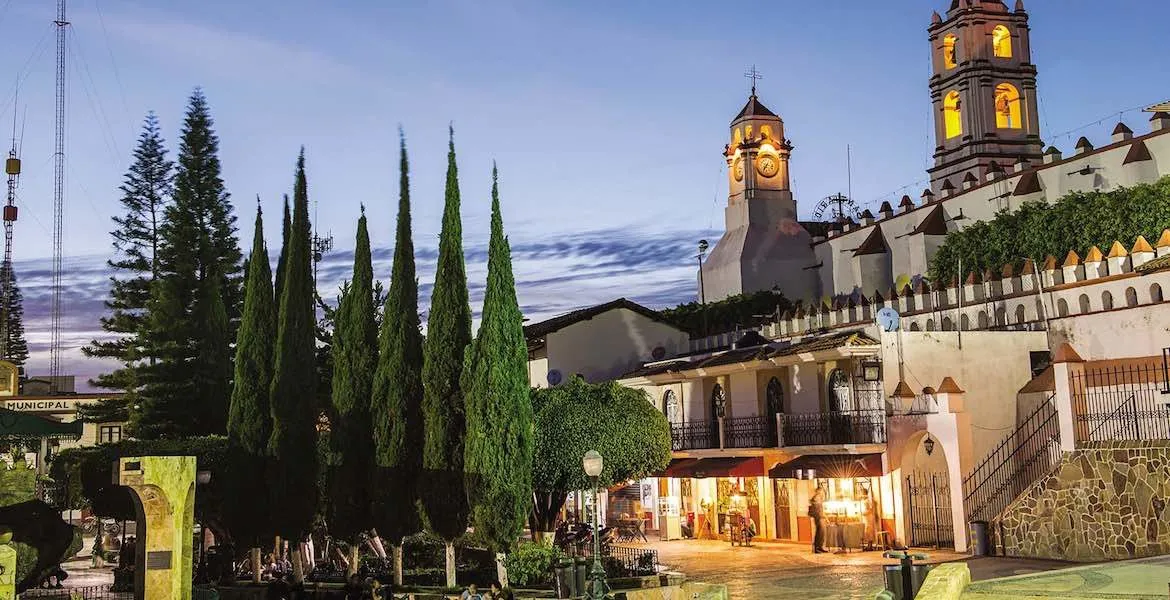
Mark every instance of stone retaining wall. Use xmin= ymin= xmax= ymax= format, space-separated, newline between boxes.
xmin=995 ymin=440 xmax=1170 ymax=561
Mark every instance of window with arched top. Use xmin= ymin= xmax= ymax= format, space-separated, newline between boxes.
xmin=1057 ymin=298 xmax=1069 ymax=317
xmin=663 ymin=390 xmax=681 ymax=425
xmin=1102 ymin=291 xmax=1114 ymax=311
xmin=995 ymin=307 xmax=1007 ymax=326
xmin=1126 ymin=287 xmax=1139 ymax=307
xmin=1015 ymin=304 xmax=1026 ymax=324
xmin=960 ymin=314 xmax=970 ymax=331
xmin=944 ymin=91 xmax=962 ymax=139
xmin=926 ymin=319 xmax=936 ymax=331
xmin=942 ymin=317 xmax=954 ymax=331
xmin=977 ymin=311 xmax=989 ymax=329
xmin=1078 ymin=294 xmax=1091 ymax=314
xmin=992 ymin=25 xmax=1012 ymax=58
xmin=744 ymin=125 xmax=753 ymax=139
xmin=995 ymin=83 xmax=1022 ymax=129
xmin=766 ymin=377 xmax=784 ymax=419
xmin=733 ymin=128 xmax=742 ymax=146
xmin=910 ymin=322 xmax=921 ymax=331
xmin=760 ymin=125 xmax=773 ymax=140
xmin=827 ymin=368 xmax=851 ymax=412
xmin=1152 ymin=284 xmax=1164 ymax=303
xmin=942 ymin=34 xmax=958 ymax=69
xmin=710 ymin=383 xmax=726 ymax=421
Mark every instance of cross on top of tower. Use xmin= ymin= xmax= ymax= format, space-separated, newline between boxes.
xmin=744 ymin=65 xmax=762 ymax=96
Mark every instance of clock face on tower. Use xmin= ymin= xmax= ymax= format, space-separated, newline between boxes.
xmin=732 ymin=157 xmax=744 ymax=182
xmin=757 ymin=153 xmax=779 ymax=178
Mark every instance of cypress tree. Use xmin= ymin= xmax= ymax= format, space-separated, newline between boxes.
xmin=0 ymin=264 xmax=28 ymax=368
xmin=229 ymin=204 xmax=276 ymax=454
xmin=462 ymin=165 xmax=534 ymax=574
xmin=136 ymin=90 xmax=241 ymax=438
xmin=370 ymin=132 xmax=423 ymax=582
xmin=329 ymin=208 xmax=377 ymax=575
xmin=82 ymin=112 xmax=172 ymax=416
xmin=275 ymin=194 xmax=291 ymax=302
xmin=267 ymin=149 xmax=320 ymax=577
xmin=226 ymin=203 xmax=277 ymax=580
xmin=421 ymin=127 xmax=472 ymax=587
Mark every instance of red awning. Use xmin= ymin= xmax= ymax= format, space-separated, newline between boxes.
xmin=658 ymin=457 xmax=766 ymax=479
xmin=768 ymin=453 xmax=884 ymax=479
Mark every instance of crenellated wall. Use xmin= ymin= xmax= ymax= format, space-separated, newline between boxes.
xmin=704 ymin=231 xmax=1170 ymax=361
xmin=809 ymin=114 xmax=1170 ymax=301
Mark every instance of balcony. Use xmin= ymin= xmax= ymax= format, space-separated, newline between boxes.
xmin=778 ymin=410 xmax=887 ymax=446
xmin=669 ymin=410 xmax=886 ymax=451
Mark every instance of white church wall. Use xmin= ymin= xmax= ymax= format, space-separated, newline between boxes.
xmin=543 ymin=307 xmax=689 ymax=385
xmin=728 ymin=371 xmax=759 ymax=419
xmin=879 ymin=330 xmax=1049 ymax=462
xmin=1047 ymin=300 xmax=1170 ymax=361
xmin=787 ymin=362 xmax=822 ymax=415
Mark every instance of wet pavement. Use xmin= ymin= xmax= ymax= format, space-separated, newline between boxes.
xmin=647 ymin=539 xmax=1076 ymax=600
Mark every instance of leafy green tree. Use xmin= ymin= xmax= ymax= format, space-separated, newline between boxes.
xmin=276 ymin=194 xmax=291 ymax=303
xmin=370 ymin=133 xmax=424 ymax=583
xmin=328 ymin=208 xmax=378 ymax=575
xmin=420 ymin=127 xmax=473 ymax=587
xmin=529 ymin=378 xmax=671 ymax=534
xmin=226 ymin=204 xmax=277 ymax=581
xmin=1 ymin=265 xmax=29 ymax=368
xmin=463 ymin=165 xmax=534 ymax=572
xmin=928 ymin=176 xmax=1170 ymax=283
xmin=135 ymin=90 xmax=241 ymax=438
xmin=660 ymin=289 xmax=790 ymax=335
xmin=267 ymin=149 xmax=319 ymax=579
xmin=81 ymin=112 xmax=173 ymax=418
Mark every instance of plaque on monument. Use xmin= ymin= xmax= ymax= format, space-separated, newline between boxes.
xmin=146 ymin=550 xmax=172 ymax=570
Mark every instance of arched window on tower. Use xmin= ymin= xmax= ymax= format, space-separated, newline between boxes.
xmin=992 ymin=25 xmax=1012 ymax=58
xmin=943 ymin=34 xmax=958 ymax=69
xmin=995 ymin=83 xmax=1022 ymax=129
xmin=944 ymin=91 xmax=962 ymax=139
xmin=760 ymin=125 xmax=773 ymax=140
xmin=733 ymin=128 xmax=743 ymax=146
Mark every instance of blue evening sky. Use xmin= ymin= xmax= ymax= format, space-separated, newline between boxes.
xmin=0 ymin=0 xmax=1164 ymax=381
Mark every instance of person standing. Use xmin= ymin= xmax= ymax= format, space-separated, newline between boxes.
xmin=809 ymin=485 xmax=828 ymax=553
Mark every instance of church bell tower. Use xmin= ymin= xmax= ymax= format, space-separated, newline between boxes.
xmin=928 ymin=0 xmax=1043 ymax=192
xmin=700 ymin=78 xmax=817 ymax=304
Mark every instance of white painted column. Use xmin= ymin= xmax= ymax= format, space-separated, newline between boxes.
xmin=1050 ymin=343 xmax=1085 ymax=452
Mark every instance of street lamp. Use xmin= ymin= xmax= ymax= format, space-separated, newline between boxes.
xmin=582 ymin=450 xmax=608 ymax=600
xmin=697 ymin=240 xmax=709 ymax=336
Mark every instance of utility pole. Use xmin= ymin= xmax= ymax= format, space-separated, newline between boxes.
xmin=50 ymin=0 xmax=68 ymax=387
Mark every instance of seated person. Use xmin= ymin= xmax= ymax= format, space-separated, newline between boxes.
xmin=461 ymin=583 xmax=483 ymax=600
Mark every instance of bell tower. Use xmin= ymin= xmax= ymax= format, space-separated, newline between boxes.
xmin=928 ymin=0 xmax=1043 ymax=192
xmin=700 ymin=73 xmax=817 ymax=304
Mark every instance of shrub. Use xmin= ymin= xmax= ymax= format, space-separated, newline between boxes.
xmin=503 ymin=542 xmax=565 ymax=588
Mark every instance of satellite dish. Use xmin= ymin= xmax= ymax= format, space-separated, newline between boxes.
xmin=875 ymin=307 xmax=901 ymax=332
xmin=547 ymin=369 xmax=563 ymax=387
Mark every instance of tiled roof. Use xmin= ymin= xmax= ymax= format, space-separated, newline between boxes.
xmin=621 ymin=331 xmax=877 ymax=379
xmin=910 ymin=205 xmax=948 ymax=236
xmin=734 ymin=95 xmax=777 ymax=120
xmin=524 ymin=298 xmax=676 ymax=341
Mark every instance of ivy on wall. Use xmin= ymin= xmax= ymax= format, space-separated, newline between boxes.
xmin=928 ymin=176 xmax=1170 ymax=283
xmin=661 ymin=289 xmax=791 ymax=337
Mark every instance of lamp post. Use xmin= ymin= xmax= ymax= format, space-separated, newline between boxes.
xmin=697 ymin=240 xmax=709 ymax=337
xmin=582 ymin=450 xmax=608 ymax=600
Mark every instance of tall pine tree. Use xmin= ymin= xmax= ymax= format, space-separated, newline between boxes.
xmin=267 ymin=149 xmax=319 ymax=578
xmin=136 ymin=90 xmax=242 ymax=438
xmin=328 ymin=208 xmax=377 ymax=575
xmin=421 ymin=127 xmax=472 ymax=587
xmin=82 ymin=112 xmax=172 ymax=411
xmin=463 ymin=166 xmax=534 ymax=578
xmin=226 ymin=204 xmax=277 ymax=580
xmin=0 ymin=264 xmax=28 ymax=368
xmin=370 ymin=132 xmax=424 ymax=583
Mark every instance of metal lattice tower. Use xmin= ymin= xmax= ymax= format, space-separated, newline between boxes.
xmin=1 ymin=138 xmax=20 ymax=360
xmin=50 ymin=0 xmax=68 ymax=385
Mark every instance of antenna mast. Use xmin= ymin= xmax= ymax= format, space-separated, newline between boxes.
xmin=50 ymin=0 xmax=68 ymax=386
xmin=2 ymin=111 xmax=20 ymax=360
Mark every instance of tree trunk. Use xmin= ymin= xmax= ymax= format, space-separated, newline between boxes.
xmin=370 ymin=535 xmax=388 ymax=559
xmin=393 ymin=543 xmax=404 ymax=586
xmin=302 ymin=540 xmax=315 ymax=571
xmin=291 ymin=547 xmax=305 ymax=583
xmin=531 ymin=490 xmax=568 ymax=535
xmin=273 ymin=536 xmax=282 ymax=560
xmin=250 ymin=547 xmax=262 ymax=584
xmin=495 ymin=552 xmax=509 ymax=588
xmin=445 ymin=541 xmax=456 ymax=589
xmin=347 ymin=543 xmax=360 ymax=578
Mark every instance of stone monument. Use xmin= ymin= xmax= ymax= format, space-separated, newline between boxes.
xmin=116 ymin=456 xmax=196 ymax=600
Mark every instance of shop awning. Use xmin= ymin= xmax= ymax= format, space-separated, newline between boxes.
xmin=769 ymin=453 xmax=884 ymax=479
xmin=0 ymin=407 xmax=84 ymax=442
xmin=660 ymin=457 xmax=766 ymax=479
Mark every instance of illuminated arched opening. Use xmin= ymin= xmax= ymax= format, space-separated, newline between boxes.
xmin=992 ymin=25 xmax=1012 ymax=58
xmin=942 ymin=34 xmax=957 ymax=69
xmin=944 ymin=91 xmax=962 ymax=139
xmin=744 ymin=124 xmax=753 ymax=139
xmin=760 ymin=125 xmax=773 ymax=140
xmin=995 ymin=83 xmax=1022 ymax=129
xmin=733 ymin=128 xmax=742 ymax=146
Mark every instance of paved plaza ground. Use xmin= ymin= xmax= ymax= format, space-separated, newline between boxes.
xmin=649 ymin=539 xmax=1093 ymax=600
xmin=962 ymin=554 xmax=1170 ymax=600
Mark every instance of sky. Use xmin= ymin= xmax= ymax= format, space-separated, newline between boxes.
xmin=0 ymin=0 xmax=1165 ymax=386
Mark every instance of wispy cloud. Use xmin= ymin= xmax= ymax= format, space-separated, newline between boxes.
xmin=16 ymin=225 xmax=715 ymax=390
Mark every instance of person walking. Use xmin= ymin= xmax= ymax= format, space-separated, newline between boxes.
xmin=810 ymin=484 xmax=828 ymax=554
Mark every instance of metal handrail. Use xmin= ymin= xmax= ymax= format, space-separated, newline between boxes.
xmin=1087 ymin=394 xmax=1138 ymax=440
